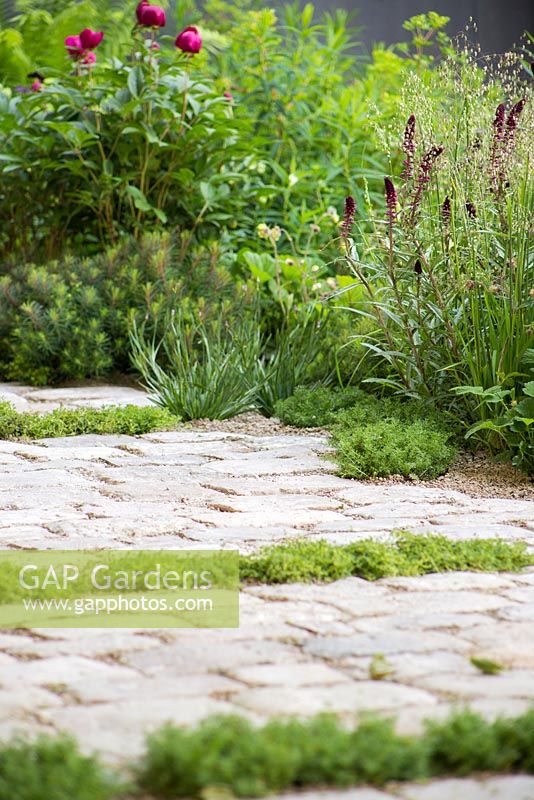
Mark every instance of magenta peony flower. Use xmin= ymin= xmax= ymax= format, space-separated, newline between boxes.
xmin=175 ymin=26 xmax=202 ymax=54
xmin=79 ymin=28 xmax=104 ymax=50
xmin=136 ymin=1 xmax=148 ymax=23
xmin=138 ymin=4 xmax=166 ymax=28
xmin=65 ymin=35 xmax=84 ymax=59
xmin=31 ymin=80 xmax=42 ymax=92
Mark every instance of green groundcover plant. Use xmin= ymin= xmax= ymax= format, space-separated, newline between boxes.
xmin=0 ymin=401 xmax=179 ymax=438
xmin=276 ymin=386 xmax=458 ymax=479
xmin=240 ymin=533 xmax=534 ymax=584
xmin=0 ymin=734 xmax=125 ymax=800
xmin=2 ymin=708 xmax=534 ymax=799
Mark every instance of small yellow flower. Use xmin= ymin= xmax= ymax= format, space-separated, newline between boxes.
xmin=529 ymin=288 xmax=534 ymax=298
xmin=257 ymin=223 xmax=270 ymax=240
xmin=326 ymin=206 xmax=340 ymax=224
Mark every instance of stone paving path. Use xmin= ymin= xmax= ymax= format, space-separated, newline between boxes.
xmin=1 ymin=384 xmax=534 ymax=798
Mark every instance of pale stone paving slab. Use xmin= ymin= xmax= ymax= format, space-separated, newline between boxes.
xmin=0 ymin=383 xmax=533 ymax=800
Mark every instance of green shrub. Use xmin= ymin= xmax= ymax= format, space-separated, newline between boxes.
xmin=330 ymin=417 xmax=457 ymax=479
xmin=0 ymin=735 xmax=122 ymax=800
xmin=0 ymin=232 xmax=237 ymax=384
xmin=239 ymin=533 xmax=534 ymax=584
xmin=0 ymin=29 xmax=256 ymax=258
xmin=0 ymin=402 xmax=178 ymax=440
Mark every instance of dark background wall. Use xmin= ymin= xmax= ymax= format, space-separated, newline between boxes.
xmin=312 ymin=0 xmax=533 ymax=55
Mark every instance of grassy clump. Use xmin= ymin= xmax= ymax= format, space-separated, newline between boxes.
xmin=0 ymin=402 xmax=179 ymax=440
xmin=0 ymin=735 xmax=123 ymax=800
xmin=239 ymin=533 xmax=534 ymax=584
xmin=137 ymin=710 xmax=534 ymax=797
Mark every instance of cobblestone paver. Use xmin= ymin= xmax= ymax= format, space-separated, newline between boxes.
xmin=1 ymin=385 xmax=533 ymax=798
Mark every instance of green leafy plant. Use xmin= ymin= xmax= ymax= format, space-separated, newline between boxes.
xmin=0 ymin=1 xmax=137 ymax=84
xmin=137 ymin=709 xmax=534 ymax=797
xmin=131 ymin=305 xmax=332 ymax=420
xmin=3 ymin=708 xmax=534 ymax=798
xmin=460 ymin=381 xmax=534 ymax=475
xmin=0 ymin=734 xmax=123 ymax=800
xmin=338 ymin=39 xmax=533 ymax=459
xmin=0 ymin=401 xmax=178 ymax=439
xmin=0 ymin=23 xmax=255 ymax=258
xmin=239 ymin=533 xmax=533 ymax=584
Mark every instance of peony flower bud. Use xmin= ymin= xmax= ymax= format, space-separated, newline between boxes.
xmin=138 ymin=4 xmax=166 ymax=28
xmin=65 ymin=35 xmax=84 ymax=59
xmin=83 ymin=52 xmax=97 ymax=65
xmin=175 ymin=26 xmax=202 ymax=54
xmin=31 ymin=80 xmax=42 ymax=92
xmin=79 ymin=28 xmax=104 ymax=50
xmin=136 ymin=1 xmax=148 ymax=24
